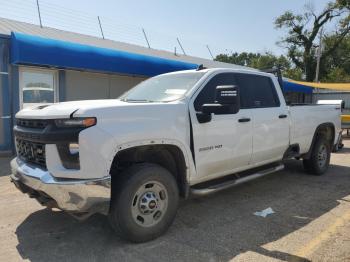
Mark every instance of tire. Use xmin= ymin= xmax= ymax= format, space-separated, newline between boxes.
xmin=303 ymin=136 xmax=331 ymax=175
xmin=108 ymin=163 xmax=179 ymax=243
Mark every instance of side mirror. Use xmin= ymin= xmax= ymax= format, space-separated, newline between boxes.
xmin=202 ymin=104 xmax=236 ymax=115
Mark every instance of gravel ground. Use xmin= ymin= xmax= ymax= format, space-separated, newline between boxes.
xmin=0 ymin=139 xmax=350 ymax=262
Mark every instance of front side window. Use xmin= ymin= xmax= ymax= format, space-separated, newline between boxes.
xmin=120 ymin=72 xmax=205 ymax=102
xmin=20 ymin=69 xmax=58 ymax=108
xmin=194 ymin=73 xmax=237 ymax=111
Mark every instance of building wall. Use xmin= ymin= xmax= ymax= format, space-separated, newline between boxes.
xmin=0 ymin=64 xmax=146 ymax=155
xmin=65 ymin=70 xmax=145 ymax=101
xmin=0 ymin=36 xmax=11 ymax=153
xmin=109 ymin=74 xmax=145 ymax=98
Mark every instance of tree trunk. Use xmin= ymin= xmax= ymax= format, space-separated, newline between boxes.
xmin=304 ymin=54 xmax=316 ymax=82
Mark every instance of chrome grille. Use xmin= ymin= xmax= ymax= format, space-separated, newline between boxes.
xmin=16 ymin=139 xmax=46 ymax=168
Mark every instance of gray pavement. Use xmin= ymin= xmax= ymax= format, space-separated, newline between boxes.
xmin=0 ymin=156 xmax=11 ymax=177
xmin=0 ymin=140 xmax=350 ymax=261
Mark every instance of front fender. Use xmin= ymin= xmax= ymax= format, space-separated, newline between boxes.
xmin=105 ymin=138 xmax=196 ymax=182
xmin=46 ymin=125 xmax=116 ymax=180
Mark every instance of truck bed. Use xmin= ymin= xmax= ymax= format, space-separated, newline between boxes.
xmin=289 ymin=104 xmax=341 ymax=154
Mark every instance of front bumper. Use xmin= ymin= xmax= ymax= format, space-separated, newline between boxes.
xmin=10 ymin=157 xmax=111 ymax=217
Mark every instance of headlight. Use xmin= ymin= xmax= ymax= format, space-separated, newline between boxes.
xmin=55 ymin=117 xmax=96 ymax=128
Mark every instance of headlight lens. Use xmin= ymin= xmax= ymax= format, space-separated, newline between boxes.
xmin=55 ymin=117 xmax=96 ymax=128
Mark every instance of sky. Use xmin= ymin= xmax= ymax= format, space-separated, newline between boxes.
xmin=0 ymin=0 xmax=333 ymax=59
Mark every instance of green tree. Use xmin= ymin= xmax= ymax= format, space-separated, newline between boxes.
xmin=321 ymin=34 xmax=350 ymax=82
xmin=215 ymin=51 xmax=303 ymax=79
xmin=284 ymin=67 xmax=304 ymax=81
xmin=275 ymin=0 xmax=350 ymax=81
xmin=250 ymin=52 xmax=291 ymax=70
xmin=215 ymin=52 xmax=290 ymax=70
xmin=215 ymin=52 xmax=260 ymax=66
xmin=324 ymin=67 xmax=350 ymax=82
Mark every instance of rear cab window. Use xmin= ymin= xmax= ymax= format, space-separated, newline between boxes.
xmin=236 ymin=73 xmax=280 ymax=109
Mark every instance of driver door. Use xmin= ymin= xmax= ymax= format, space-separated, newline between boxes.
xmin=189 ymin=73 xmax=253 ymax=181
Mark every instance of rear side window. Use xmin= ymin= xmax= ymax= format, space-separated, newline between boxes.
xmin=236 ymin=74 xmax=280 ymax=108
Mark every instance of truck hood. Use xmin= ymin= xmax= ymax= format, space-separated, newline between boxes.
xmin=15 ymin=100 xmax=132 ymax=119
xmin=15 ymin=99 xmax=185 ymax=120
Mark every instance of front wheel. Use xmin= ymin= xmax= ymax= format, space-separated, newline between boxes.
xmin=109 ymin=163 xmax=179 ymax=243
xmin=303 ymin=136 xmax=331 ymax=175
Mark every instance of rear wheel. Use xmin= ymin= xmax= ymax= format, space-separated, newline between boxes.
xmin=109 ymin=163 xmax=179 ymax=242
xmin=303 ymin=136 xmax=331 ymax=175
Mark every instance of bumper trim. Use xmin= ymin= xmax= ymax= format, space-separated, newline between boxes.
xmin=10 ymin=158 xmax=111 ymax=216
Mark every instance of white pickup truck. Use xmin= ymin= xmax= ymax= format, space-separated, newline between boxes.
xmin=10 ymin=68 xmax=341 ymax=242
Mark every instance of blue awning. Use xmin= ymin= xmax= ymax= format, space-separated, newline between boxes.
xmin=10 ymin=32 xmax=198 ymax=76
xmin=9 ymin=32 xmax=314 ymax=93
xmin=282 ymin=80 xmax=313 ymax=94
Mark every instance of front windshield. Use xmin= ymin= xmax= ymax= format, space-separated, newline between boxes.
xmin=120 ymin=72 xmax=205 ymax=102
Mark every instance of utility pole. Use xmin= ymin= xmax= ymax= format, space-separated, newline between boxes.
xmin=315 ymin=27 xmax=324 ymax=83
xmin=314 ymin=27 xmax=323 ymax=103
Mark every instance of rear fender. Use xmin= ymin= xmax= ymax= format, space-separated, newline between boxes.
xmin=302 ymin=123 xmax=335 ymax=159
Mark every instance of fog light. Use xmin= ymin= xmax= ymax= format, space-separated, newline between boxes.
xmin=69 ymin=143 xmax=79 ymax=155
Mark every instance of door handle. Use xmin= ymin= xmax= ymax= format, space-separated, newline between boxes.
xmin=238 ymin=118 xmax=251 ymax=123
xmin=279 ymin=114 xmax=287 ymax=119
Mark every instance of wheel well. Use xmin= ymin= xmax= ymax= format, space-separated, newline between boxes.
xmin=110 ymin=145 xmax=189 ymax=198
xmin=304 ymin=123 xmax=335 ymax=159
xmin=315 ymin=123 xmax=335 ymax=145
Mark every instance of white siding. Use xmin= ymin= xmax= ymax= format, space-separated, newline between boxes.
xmin=65 ymin=70 xmax=145 ymax=101
xmin=110 ymin=75 xmax=144 ymax=98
